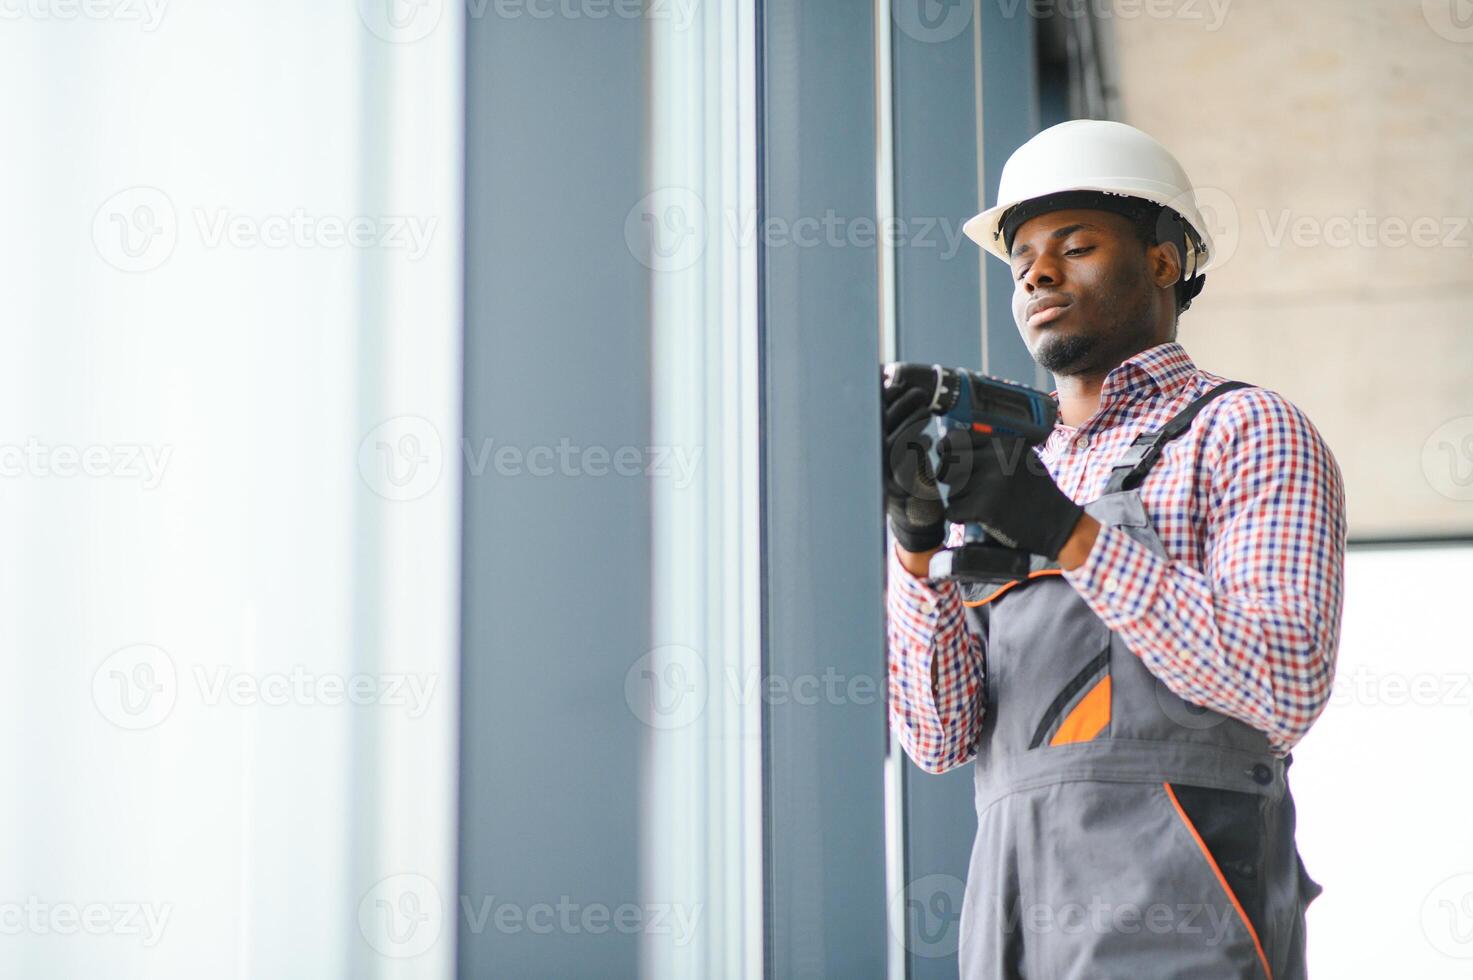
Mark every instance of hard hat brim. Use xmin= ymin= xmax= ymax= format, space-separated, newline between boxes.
xmin=964 ymin=178 xmax=1216 ymax=276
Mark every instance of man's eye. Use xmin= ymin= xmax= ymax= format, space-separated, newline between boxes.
xmin=1014 ymin=264 xmax=1031 ymax=280
xmin=1065 ymin=246 xmax=1094 ymax=256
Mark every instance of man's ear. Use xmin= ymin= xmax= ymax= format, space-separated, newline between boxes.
xmin=1147 ymin=240 xmax=1183 ymax=289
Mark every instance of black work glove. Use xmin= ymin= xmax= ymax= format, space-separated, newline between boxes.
xmin=934 ymin=430 xmax=1084 ymax=560
xmin=882 ymin=382 xmax=946 ymax=553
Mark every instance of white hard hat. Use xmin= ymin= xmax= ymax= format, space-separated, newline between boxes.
xmin=963 ymin=120 xmax=1216 ymax=282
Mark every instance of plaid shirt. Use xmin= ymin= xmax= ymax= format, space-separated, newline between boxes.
xmin=887 ymin=342 xmax=1347 ymax=771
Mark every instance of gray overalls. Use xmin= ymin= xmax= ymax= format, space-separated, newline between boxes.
xmin=955 ymin=382 xmax=1323 ymax=979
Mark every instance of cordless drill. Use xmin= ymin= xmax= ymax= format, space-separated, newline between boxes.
xmin=882 ymin=362 xmax=1059 ymax=584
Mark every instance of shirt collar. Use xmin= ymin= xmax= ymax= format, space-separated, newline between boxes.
xmin=1097 ymin=341 xmax=1197 ymax=402
xmin=1045 ymin=342 xmax=1199 ymax=436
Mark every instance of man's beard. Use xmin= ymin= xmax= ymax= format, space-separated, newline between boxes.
xmin=1035 ymin=285 xmax=1157 ymax=377
xmin=1034 ymin=333 xmax=1101 ymax=375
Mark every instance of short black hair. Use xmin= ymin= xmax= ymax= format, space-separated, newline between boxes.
xmin=1120 ymin=206 xmax=1205 ymax=317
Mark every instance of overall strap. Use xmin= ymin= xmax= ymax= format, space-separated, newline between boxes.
xmin=1103 ymin=381 xmax=1254 ymax=494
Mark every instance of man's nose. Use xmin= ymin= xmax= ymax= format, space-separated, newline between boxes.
xmin=1022 ymin=253 xmax=1060 ymax=291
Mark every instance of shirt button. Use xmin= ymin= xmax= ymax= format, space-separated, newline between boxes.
xmin=1104 ymin=576 xmax=1121 ymax=593
xmin=1073 ymin=434 xmax=1090 ymax=451
xmin=919 ymin=597 xmax=937 ymax=616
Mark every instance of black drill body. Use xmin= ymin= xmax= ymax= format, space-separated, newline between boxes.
xmin=882 ymin=362 xmax=1060 ymax=583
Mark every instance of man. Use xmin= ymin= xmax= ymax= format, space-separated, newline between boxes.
xmin=883 ymin=120 xmax=1346 ymax=977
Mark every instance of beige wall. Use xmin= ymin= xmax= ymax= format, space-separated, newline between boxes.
xmin=1108 ymin=0 xmax=1473 ymax=537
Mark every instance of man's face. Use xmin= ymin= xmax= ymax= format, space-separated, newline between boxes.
xmin=1008 ymin=207 xmax=1171 ymax=378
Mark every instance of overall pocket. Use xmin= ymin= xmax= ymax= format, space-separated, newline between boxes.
xmin=1163 ymin=781 xmax=1274 ymax=979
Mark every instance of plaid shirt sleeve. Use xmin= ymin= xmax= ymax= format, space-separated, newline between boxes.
xmin=886 ymin=523 xmax=985 ymax=773
xmin=1062 ymin=388 xmax=1347 ymax=755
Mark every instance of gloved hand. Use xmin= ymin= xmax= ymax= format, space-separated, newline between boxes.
xmin=882 ymin=383 xmax=946 ymax=553
xmin=934 ymin=431 xmax=1084 ymax=560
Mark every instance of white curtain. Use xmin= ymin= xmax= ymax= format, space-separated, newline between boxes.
xmin=0 ymin=3 xmax=463 ymax=977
